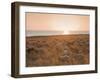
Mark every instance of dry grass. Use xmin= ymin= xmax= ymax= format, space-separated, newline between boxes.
xmin=26 ymin=34 xmax=89 ymax=67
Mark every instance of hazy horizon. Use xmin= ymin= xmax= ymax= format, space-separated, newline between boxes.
xmin=26 ymin=12 xmax=89 ymax=36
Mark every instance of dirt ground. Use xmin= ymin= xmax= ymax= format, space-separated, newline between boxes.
xmin=26 ymin=34 xmax=89 ymax=67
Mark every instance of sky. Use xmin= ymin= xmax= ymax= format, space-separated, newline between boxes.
xmin=26 ymin=12 xmax=89 ymax=34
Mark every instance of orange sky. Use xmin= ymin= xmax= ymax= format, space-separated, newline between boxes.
xmin=26 ymin=13 xmax=89 ymax=34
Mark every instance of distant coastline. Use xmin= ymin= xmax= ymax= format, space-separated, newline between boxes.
xmin=26 ymin=31 xmax=64 ymax=36
xmin=26 ymin=30 xmax=89 ymax=36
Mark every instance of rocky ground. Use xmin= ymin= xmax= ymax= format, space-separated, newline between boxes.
xmin=26 ymin=34 xmax=89 ymax=67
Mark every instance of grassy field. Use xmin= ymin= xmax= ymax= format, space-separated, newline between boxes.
xmin=26 ymin=34 xmax=89 ymax=67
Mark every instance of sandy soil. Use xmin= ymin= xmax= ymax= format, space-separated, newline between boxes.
xmin=26 ymin=34 xmax=89 ymax=67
